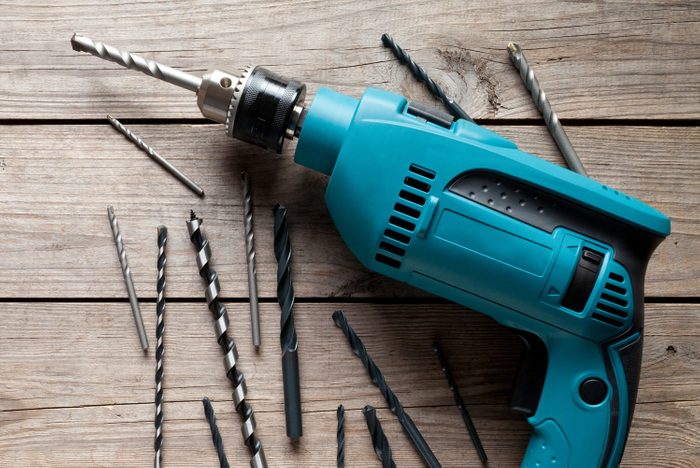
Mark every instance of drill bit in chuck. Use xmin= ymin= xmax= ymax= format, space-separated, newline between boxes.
xmin=241 ymin=171 xmax=261 ymax=348
xmin=507 ymin=42 xmax=587 ymax=176
xmin=273 ymin=204 xmax=302 ymax=439
xmin=363 ymin=405 xmax=397 ymax=468
xmin=154 ymin=226 xmax=167 ymax=468
xmin=187 ymin=212 xmax=267 ymax=468
xmin=337 ymin=405 xmax=345 ymax=468
xmin=332 ymin=310 xmax=441 ymax=468
xmin=107 ymin=205 xmax=148 ymax=351
xmin=202 ymin=397 xmax=231 ymax=468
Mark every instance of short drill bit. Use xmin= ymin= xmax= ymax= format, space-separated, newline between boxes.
xmin=241 ymin=171 xmax=261 ymax=348
xmin=382 ymin=33 xmax=473 ymax=123
xmin=433 ymin=342 xmax=487 ymax=464
xmin=507 ymin=42 xmax=587 ymax=176
xmin=154 ymin=226 xmax=167 ymax=468
xmin=107 ymin=115 xmax=204 ymax=197
xmin=107 ymin=205 xmax=148 ymax=351
xmin=202 ymin=397 xmax=231 ymax=468
xmin=337 ymin=405 xmax=345 ymax=468
xmin=273 ymin=204 xmax=302 ymax=439
xmin=332 ymin=310 xmax=441 ymax=468
xmin=187 ymin=212 xmax=267 ymax=468
xmin=363 ymin=405 xmax=397 ymax=468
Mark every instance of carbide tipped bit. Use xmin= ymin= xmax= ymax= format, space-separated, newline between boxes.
xmin=273 ymin=204 xmax=302 ymax=438
xmin=332 ymin=311 xmax=441 ymax=468
xmin=187 ymin=212 xmax=267 ymax=468
xmin=337 ymin=405 xmax=345 ymax=468
xmin=154 ymin=226 xmax=167 ymax=468
xmin=382 ymin=33 xmax=473 ymax=123
xmin=433 ymin=342 xmax=487 ymax=464
xmin=71 ymin=34 xmax=202 ymax=92
xmin=107 ymin=205 xmax=148 ymax=351
xmin=363 ymin=406 xmax=397 ymax=468
xmin=107 ymin=115 xmax=204 ymax=197
xmin=241 ymin=171 xmax=261 ymax=348
xmin=507 ymin=42 xmax=587 ymax=176
xmin=202 ymin=397 xmax=230 ymax=468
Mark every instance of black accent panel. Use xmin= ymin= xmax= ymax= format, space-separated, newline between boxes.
xmin=375 ymin=253 xmax=401 ymax=268
xmin=561 ymin=248 xmax=603 ymax=312
xmin=407 ymin=101 xmax=454 ymax=129
xmin=384 ymin=229 xmax=410 ymax=244
xmin=579 ymin=378 xmax=608 ymax=405
xmin=379 ymin=242 xmax=406 ymax=257
xmin=615 ymin=334 xmax=644 ymax=460
xmin=404 ymin=177 xmax=431 ymax=193
xmin=399 ymin=190 xmax=426 ymax=206
xmin=409 ymin=164 xmax=436 ymax=180
xmin=510 ymin=332 xmax=548 ymax=417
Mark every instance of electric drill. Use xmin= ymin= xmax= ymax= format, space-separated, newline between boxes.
xmin=71 ymin=35 xmax=671 ymax=467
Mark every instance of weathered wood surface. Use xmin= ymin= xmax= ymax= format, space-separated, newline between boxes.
xmin=0 ymin=124 xmax=697 ymax=299
xmin=0 ymin=303 xmax=697 ymax=467
xmin=1 ymin=1 xmax=699 ymax=120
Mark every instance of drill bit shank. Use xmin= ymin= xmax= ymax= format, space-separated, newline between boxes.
xmin=241 ymin=171 xmax=261 ymax=348
xmin=154 ymin=226 xmax=167 ymax=468
xmin=363 ymin=406 xmax=397 ymax=468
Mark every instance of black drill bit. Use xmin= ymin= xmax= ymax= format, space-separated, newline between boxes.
xmin=202 ymin=397 xmax=230 ymax=468
xmin=273 ymin=204 xmax=302 ymax=438
xmin=337 ymin=405 xmax=345 ymax=468
xmin=187 ymin=212 xmax=267 ymax=468
xmin=363 ymin=405 xmax=397 ymax=468
xmin=381 ymin=33 xmax=473 ymax=123
xmin=433 ymin=342 xmax=487 ymax=464
xmin=332 ymin=310 xmax=441 ymax=467
xmin=154 ymin=226 xmax=167 ymax=468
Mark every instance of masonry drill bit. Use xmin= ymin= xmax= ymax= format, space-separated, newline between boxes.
xmin=202 ymin=397 xmax=231 ymax=468
xmin=507 ymin=42 xmax=587 ymax=176
xmin=332 ymin=310 xmax=440 ymax=467
xmin=241 ymin=171 xmax=261 ymax=348
xmin=382 ymin=33 xmax=473 ymax=123
xmin=107 ymin=115 xmax=204 ymax=197
xmin=433 ymin=342 xmax=487 ymax=464
xmin=363 ymin=406 xmax=397 ymax=468
xmin=337 ymin=405 xmax=345 ymax=468
xmin=273 ymin=204 xmax=302 ymax=439
xmin=107 ymin=205 xmax=148 ymax=351
xmin=154 ymin=226 xmax=167 ymax=468
xmin=187 ymin=212 xmax=266 ymax=468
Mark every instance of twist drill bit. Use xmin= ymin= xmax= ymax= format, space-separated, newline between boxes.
xmin=202 ymin=397 xmax=231 ymax=468
xmin=433 ymin=342 xmax=487 ymax=464
xmin=241 ymin=171 xmax=261 ymax=348
xmin=507 ymin=42 xmax=587 ymax=176
xmin=154 ymin=226 xmax=167 ymax=468
xmin=381 ymin=33 xmax=473 ymax=123
xmin=187 ymin=212 xmax=267 ymax=468
xmin=107 ymin=205 xmax=148 ymax=351
xmin=107 ymin=115 xmax=204 ymax=197
xmin=363 ymin=406 xmax=397 ymax=468
xmin=337 ymin=405 xmax=345 ymax=468
xmin=332 ymin=310 xmax=441 ymax=468
xmin=273 ymin=204 xmax=302 ymax=438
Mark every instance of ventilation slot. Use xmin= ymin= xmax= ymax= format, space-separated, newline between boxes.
xmin=604 ymin=282 xmax=626 ymax=295
xmin=394 ymin=203 xmax=420 ymax=218
xmin=409 ymin=164 xmax=436 ymax=180
xmin=389 ymin=216 xmax=416 ymax=232
xmin=384 ymin=229 xmax=410 ymax=244
xmin=404 ymin=177 xmax=431 ymax=193
xmin=601 ymin=293 xmax=627 ymax=307
xmin=608 ymin=272 xmax=624 ymax=283
xmin=597 ymin=302 xmax=627 ymax=318
xmin=399 ymin=190 xmax=426 ymax=206
xmin=592 ymin=313 xmax=624 ymax=327
xmin=379 ymin=242 xmax=406 ymax=257
xmin=375 ymin=253 xmax=401 ymax=268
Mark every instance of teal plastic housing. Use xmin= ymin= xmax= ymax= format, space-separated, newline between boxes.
xmin=295 ymin=87 xmax=670 ymax=467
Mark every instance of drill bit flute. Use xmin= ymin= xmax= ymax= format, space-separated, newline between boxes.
xmin=337 ymin=405 xmax=345 ymax=468
xmin=273 ymin=204 xmax=302 ymax=438
xmin=202 ymin=397 xmax=231 ymax=468
xmin=187 ymin=212 xmax=266 ymax=468
xmin=363 ymin=406 xmax=397 ymax=468
xmin=154 ymin=226 xmax=167 ymax=468
xmin=241 ymin=171 xmax=261 ymax=348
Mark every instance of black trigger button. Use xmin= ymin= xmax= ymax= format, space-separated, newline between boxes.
xmin=510 ymin=332 xmax=548 ymax=417
xmin=407 ymin=101 xmax=454 ymax=129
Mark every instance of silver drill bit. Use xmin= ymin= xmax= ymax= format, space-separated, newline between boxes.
xmin=107 ymin=206 xmax=148 ymax=351
xmin=107 ymin=115 xmax=205 ymax=197
xmin=240 ymin=171 xmax=261 ymax=348
xmin=507 ymin=43 xmax=587 ymax=176
xmin=154 ymin=226 xmax=167 ymax=468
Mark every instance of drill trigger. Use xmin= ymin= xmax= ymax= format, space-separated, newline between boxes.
xmin=510 ymin=331 xmax=548 ymax=417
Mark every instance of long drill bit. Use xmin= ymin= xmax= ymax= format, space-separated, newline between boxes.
xmin=363 ymin=405 xmax=397 ymax=468
xmin=506 ymin=42 xmax=587 ymax=176
xmin=381 ymin=33 xmax=473 ymax=123
xmin=107 ymin=115 xmax=205 ymax=197
xmin=332 ymin=310 xmax=441 ymax=467
xmin=202 ymin=397 xmax=231 ymax=468
xmin=107 ymin=205 xmax=148 ymax=351
xmin=154 ymin=226 xmax=167 ymax=468
xmin=241 ymin=171 xmax=261 ymax=348
xmin=433 ymin=342 xmax=487 ymax=464
xmin=337 ymin=405 xmax=345 ymax=468
xmin=273 ymin=204 xmax=302 ymax=438
xmin=187 ymin=212 xmax=267 ymax=468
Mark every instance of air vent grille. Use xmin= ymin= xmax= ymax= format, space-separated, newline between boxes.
xmin=591 ymin=269 xmax=632 ymax=329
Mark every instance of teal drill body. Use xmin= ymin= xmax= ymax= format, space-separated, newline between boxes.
xmin=295 ymin=88 xmax=670 ymax=467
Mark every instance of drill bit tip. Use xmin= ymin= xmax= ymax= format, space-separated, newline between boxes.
xmin=507 ymin=42 xmax=521 ymax=55
xmin=190 ymin=210 xmax=197 ymax=220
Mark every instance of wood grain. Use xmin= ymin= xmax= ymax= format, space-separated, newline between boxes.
xmin=1 ymin=1 xmax=699 ymax=119
xmin=0 ymin=124 xmax=696 ymax=299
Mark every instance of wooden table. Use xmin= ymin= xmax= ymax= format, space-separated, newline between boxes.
xmin=1 ymin=1 xmax=698 ymax=466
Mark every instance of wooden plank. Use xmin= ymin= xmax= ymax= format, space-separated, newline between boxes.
xmin=1 ymin=1 xmax=699 ymax=119
xmin=0 ymin=303 xmax=696 ymax=413
xmin=0 ymin=124 xmax=696 ymax=298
